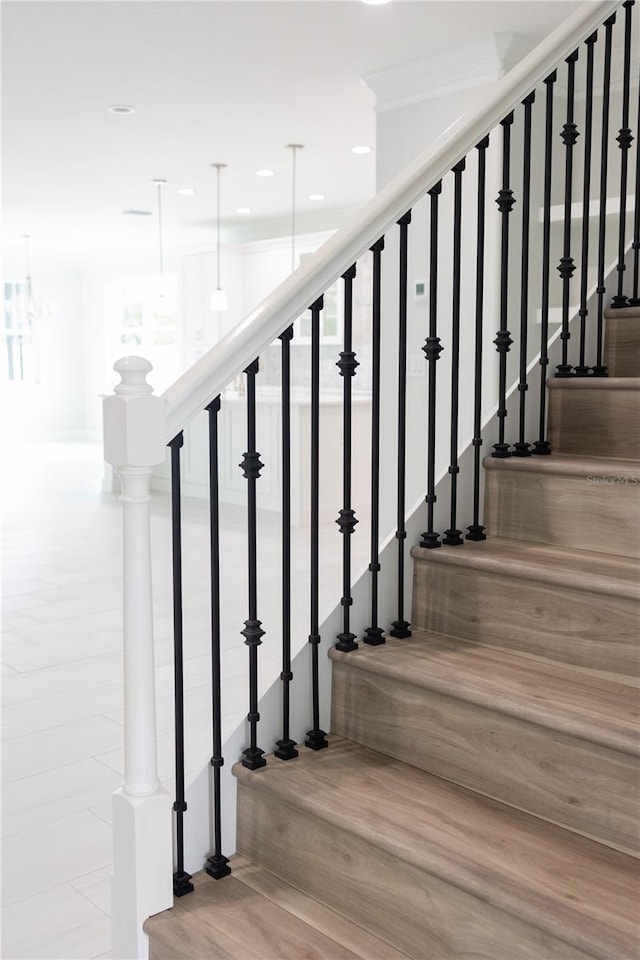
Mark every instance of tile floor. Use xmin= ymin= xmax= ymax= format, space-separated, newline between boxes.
xmin=2 ymin=442 xmax=366 ymax=959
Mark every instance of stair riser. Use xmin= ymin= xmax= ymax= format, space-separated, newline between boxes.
xmin=605 ymin=312 xmax=640 ymax=377
xmin=411 ymin=559 xmax=640 ymax=677
xmin=548 ymin=385 xmax=640 ymax=459
xmin=237 ymin=783 xmax=592 ymax=960
xmin=332 ymin=663 xmax=639 ymax=855
xmin=484 ymin=467 xmax=640 ymax=558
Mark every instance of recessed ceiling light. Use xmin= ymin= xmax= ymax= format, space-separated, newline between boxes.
xmin=309 ymin=193 xmax=325 ymax=201
xmin=177 ymin=188 xmax=195 ymax=196
xmin=236 ymin=207 xmax=251 ymax=214
xmin=361 ymin=0 xmax=391 ymax=5
xmin=256 ymin=169 xmax=274 ymax=177
xmin=107 ymin=104 xmax=136 ymax=114
xmin=352 ymin=145 xmax=372 ymax=155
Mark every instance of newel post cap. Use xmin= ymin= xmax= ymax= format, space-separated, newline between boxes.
xmin=113 ymin=355 xmax=154 ymax=396
xmin=103 ymin=356 xmax=167 ymax=468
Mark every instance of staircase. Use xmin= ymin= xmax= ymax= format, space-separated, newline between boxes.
xmin=145 ymin=306 xmax=640 ymax=959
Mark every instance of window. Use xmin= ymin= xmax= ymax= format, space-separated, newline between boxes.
xmin=1 ymin=281 xmax=42 ymax=383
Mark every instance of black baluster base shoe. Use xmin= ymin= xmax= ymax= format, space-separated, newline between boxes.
xmin=491 ymin=443 xmax=511 ymax=458
xmin=274 ymin=738 xmax=298 ymax=761
xmin=532 ymin=440 xmax=552 ymax=455
xmin=573 ymin=365 xmax=591 ymax=377
xmin=512 ymin=442 xmax=532 ymax=457
xmin=335 ymin=633 xmax=358 ymax=652
xmin=241 ymin=747 xmax=267 ymax=770
xmin=420 ymin=532 xmax=441 ymax=549
xmin=591 ymin=365 xmax=609 ymax=377
xmin=554 ymin=364 xmax=574 ymax=378
xmin=611 ymin=295 xmax=629 ymax=309
xmin=305 ymin=728 xmax=329 ymax=751
xmin=205 ymin=855 xmax=231 ymax=880
xmin=629 ymin=298 xmax=640 ymax=307
xmin=390 ymin=620 xmax=411 ymax=639
xmin=173 ymin=871 xmax=195 ymax=897
xmin=443 ymin=529 xmax=464 ymax=546
xmin=466 ymin=525 xmax=486 ymax=542
xmin=363 ymin=626 xmax=385 ymax=646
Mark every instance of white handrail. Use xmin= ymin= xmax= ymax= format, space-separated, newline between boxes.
xmin=163 ymin=0 xmax=619 ymax=442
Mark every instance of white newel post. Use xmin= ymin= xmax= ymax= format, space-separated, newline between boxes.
xmin=103 ymin=357 xmax=173 ymax=960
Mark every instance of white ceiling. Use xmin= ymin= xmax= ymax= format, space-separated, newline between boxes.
xmin=2 ymin=0 xmax=583 ymax=263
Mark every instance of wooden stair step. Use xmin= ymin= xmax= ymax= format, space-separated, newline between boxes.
xmin=483 ymin=454 xmax=640 ymax=558
xmin=605 ymin=306 xmax=640 ymax=377
xmin=235 ymin=738 xmax=639 ymax=960
xmin=145 ymin=855 xmax=409 ymax=960
xmin=547 ymin=377 xmax=640 ymax=459
xmin=330 ymin=631 xmax=639 ymax=854
xmin=410 ymin=537 xmax=640 ymax=677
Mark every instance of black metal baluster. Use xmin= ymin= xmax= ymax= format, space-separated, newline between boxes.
xmin=335 ymin=265 xmax=359 ymax=652
xmin=421 ymin=183 xmax=444 ymax=549
xmin=364 ymin=239 xmax=386 ymax=645
xmin=205 ymin=398 xmax=231 ymax=880
xmin=493 ymin=113 xmax=515 ymax=457
xmin=275 ymin=327 xmax=298 ymax=760
xmin=533 ymin=71 xmax=557 ymax=453
xmin=593 ymin=15 xmax=616 ymax=374
xmin=240 ymin=359 xmax=266 ymax=770
xmin=631 ymin=59 xmax=640 ymax=307
xmin=514 ymin=93 xmax=535 ymax=455
xmin=305 ymin=297 xmax=329 ymax=750
xmin=168 ymin=432 xmax=194 ymax=897
xmin=612 ymin=0 xmax=635 ymax=309
xmin=575 ymin=34 xmax=598 ymax=376
xmin=467 ymin=140 xmax=489 ymax=538
xmin=556 ymin=50 xmax=580 ymax=377
xmin=390 ymin=212 xmax=412 ymax=637
xmin=443 ymin=161 xmax=465 ymax=544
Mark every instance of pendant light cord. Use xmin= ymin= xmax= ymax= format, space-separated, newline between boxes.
xmin=216 ymin=165 xmax=222 ymax=289
xmin=291 ymin=147 xmax=297 ymax=272
xmin=157 ymin=182 xmax=164 ymax=278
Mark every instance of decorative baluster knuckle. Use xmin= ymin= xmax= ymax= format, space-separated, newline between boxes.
xmin=336 ymin=508 xmax=358 ymax=534
xmin=496 ymin=189 xmax=515 ymax=214
xmin=336 ymin=351 xmax=359 ymax=377
xmin=617 ymin=127 xmax=634 ymax=150
xmin=241 ymin=619 xmax=265 ymax=645
xmin=494 ymin=330 xmax=512 ymax=353
xmin=561 ymin=122 xmax=579 ymax=147
xmin=557 ymin=256 xmax=576 ymax=280
xmin=422 ymin=336 xmax=443 ymax=361
xmin=239 ymin=450 xmax=264 ymax=480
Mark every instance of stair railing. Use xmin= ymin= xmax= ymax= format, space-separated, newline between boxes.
xmin=103 ymin=1 xmax=639 ymax=955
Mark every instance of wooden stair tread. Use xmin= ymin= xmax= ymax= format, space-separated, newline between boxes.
xmin=547 ymin=377 xmax=640 ymax=390
xmin=411 ymin=536 xmax=640 ymax=599
xmin=145 ymin=855 xmax=410 ymax=960
xmin=483 ymin=452 xmax=640 ymax=475
xmin=330 ymin=631 xmax=639 ymax=756
xmin=234 ymin=738 xmax=639 ymax=960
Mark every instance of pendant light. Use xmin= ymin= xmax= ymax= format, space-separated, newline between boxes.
xmin=152 ymin=178 xmax=170 ymax=316
xmin=210 ymin=163 xmax=228 ymax=311
xmin=19 ymin=234 xmax=51 ymax=330
xmin=286 ymin=144 xmax=304 ymax=272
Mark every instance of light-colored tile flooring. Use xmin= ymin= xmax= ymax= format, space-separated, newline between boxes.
xmin=2 ymin=442 xmax=366 ymax=959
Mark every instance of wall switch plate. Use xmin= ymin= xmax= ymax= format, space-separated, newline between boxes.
xmin=414 ymin=279 xmax=427 ymax=302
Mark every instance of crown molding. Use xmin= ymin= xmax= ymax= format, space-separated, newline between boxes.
xmin=363 ymin=33 xmax=535 ymax=113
